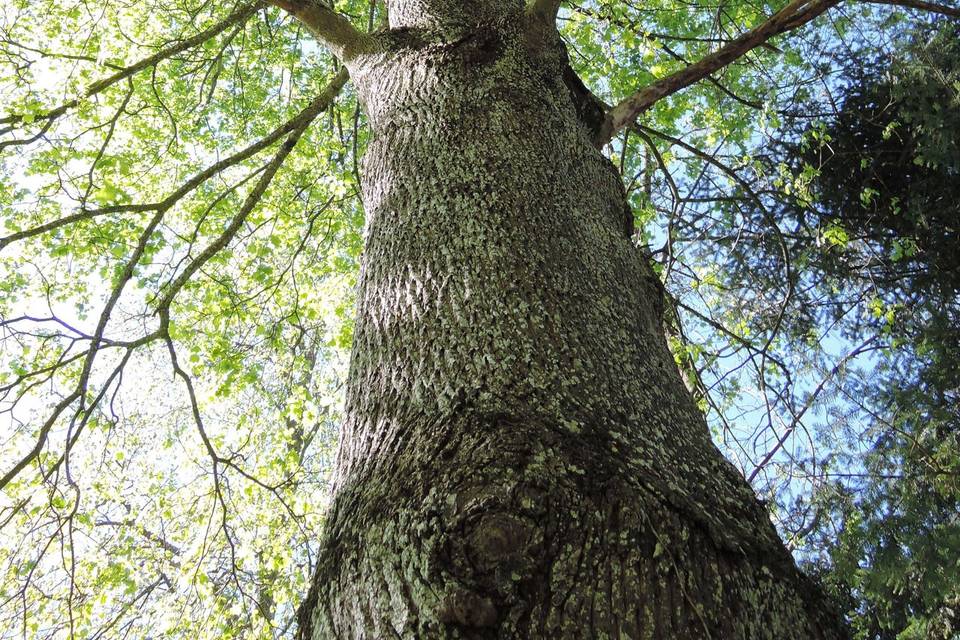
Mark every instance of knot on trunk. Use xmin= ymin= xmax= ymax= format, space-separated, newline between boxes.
xmin=441 ymin=484 xmax=544 ymax=591
xmin=436 ymin=588 xmax=498 ymax=628
xmin=434 ymin=493 xmax=547 ymax=634
xmin=466 ymin=512 xmax=533 ymax=571
xmin=447 ymin=25 xmax=505 ymax=67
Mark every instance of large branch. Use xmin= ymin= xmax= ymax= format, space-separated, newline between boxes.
xmin=0 ymin=69 xmax=344 ymax=493
xmin=598 ymin=0 xmax=839 ymax=145
xmin=270 ymin=0 xmax=372 ymax=59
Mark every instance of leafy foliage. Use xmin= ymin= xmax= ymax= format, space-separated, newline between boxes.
xmin=0 ymin=0 xmax=957 ymax=637
xmin=688 ymin=19 xmax=959 ymax=639
xmin=788 ymin=23 xmax=960 ymax=640
xmin=0 ymin=1 xmax=369 ymax=635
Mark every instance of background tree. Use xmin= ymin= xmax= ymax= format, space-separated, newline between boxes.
xmin=716 ymin=21 xmax=959 ymax=639
xmin=0 ymin=0 xmax=957 ymax=638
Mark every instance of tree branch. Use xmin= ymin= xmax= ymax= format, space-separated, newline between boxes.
xmin=747 ymin=338 xmax=880 ymax=484
xmin=0 ymin=68 xmax=348 ymax=252
xmin=0 ymin=197 xmax=169 ymax=493
xmin=270 ymin=0 xmax=372 ymax=59
xmin=153 ymin=69 xmax=344 ymax=313
xmin=598 ymin=0 xmax=839 ymax=145
xmin=0 ymin=2 xmax=267 ymax=148
xmin=862 ymin=0 xmax=960 ymax=16
xmin=0 ymin=69 xmax=343 ymax=493
xmin=0 ymin=391 xmax=81 ymax=491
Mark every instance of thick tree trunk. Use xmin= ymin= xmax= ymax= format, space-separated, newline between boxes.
xmin=298 ymin=2 xmax=846 ymax=637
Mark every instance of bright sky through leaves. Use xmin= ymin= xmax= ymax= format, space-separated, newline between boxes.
xmin=1 ymin=0 xmax=957 ymax=636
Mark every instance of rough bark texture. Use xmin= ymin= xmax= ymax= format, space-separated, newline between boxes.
xmin=299 ymin=1 xmax=847 ymax=637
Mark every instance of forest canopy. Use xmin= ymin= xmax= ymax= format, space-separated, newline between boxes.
xmin=0 ymin=0 xmax=957 ymax=638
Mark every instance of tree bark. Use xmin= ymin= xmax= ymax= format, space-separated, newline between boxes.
xmin=298 ymin=2 xmax=847 ymax=637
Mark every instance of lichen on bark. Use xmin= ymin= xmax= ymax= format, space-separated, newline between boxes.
xmin=296 ymin=2 xmax=848 ymax=638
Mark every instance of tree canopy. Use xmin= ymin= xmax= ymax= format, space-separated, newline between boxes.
xmin=0 ymin=0 xmax=958 ymax=638
xmin=737 ymin=22 xmax=960 ymax=638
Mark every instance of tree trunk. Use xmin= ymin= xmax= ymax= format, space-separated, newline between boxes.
xmin=298 ymin=2 xmax=846 ymax=637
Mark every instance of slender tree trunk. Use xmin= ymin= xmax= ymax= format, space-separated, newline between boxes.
xmin=298 ymin=1 xmax=846 ymax=637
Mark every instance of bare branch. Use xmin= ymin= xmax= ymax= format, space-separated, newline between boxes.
xmin=270 ymin=0 xmax=372 ymax=59
xmin=862 ymin=0 xmax=960 ymax=16
xmin=747 ymin=338 xmax=881 ymax=484
xmin=599 ymin=0 xmax=840 ymax=145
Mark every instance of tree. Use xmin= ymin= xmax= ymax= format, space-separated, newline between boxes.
xmin=673 ymin=17 xmax=959 ymax=638
xmin=743 ymin=21 xmax=960 ymax=639
xmin=1 ymin=0 xmax=957 ymax=638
